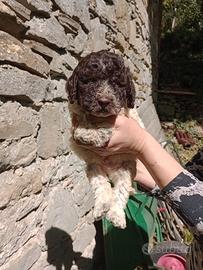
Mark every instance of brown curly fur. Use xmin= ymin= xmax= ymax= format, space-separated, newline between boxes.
xmin=65 ymin=50 xmax=144 ymax=229
xmin=66 ymin=50 xmax=135 ymax=115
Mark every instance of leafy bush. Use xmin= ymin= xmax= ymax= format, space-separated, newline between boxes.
xmin=159 ymin=0 xmax=203 ymax=100
xmin=162 ymin=0 xmax=203 ymax=34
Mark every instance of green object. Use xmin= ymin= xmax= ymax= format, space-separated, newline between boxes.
xmin=103 ymin=191 xmax=159 ymax=270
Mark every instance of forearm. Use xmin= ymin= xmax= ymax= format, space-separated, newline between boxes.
xmin=138 ymin=131 xmax=184 ymax=189
xmin=135 ymin=159 xmax=156 ymax=190
xmin=159 ymin=171 xmax=203 ymax=241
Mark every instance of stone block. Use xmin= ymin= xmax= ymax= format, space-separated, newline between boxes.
xmin=23 ymin=39 xmax=57 ymax=60
xmin=129 ymin=19 xmax=137 ymax=47
xmin=2 ymin=242 xmax=41 ymax=270
xmin=135 ymin=0 xmax=149 ymax=30
xmin=37 ymin=103 xmax=70 ymax=159
xmin=16 ymin=0 xmax=52 ymax=13
xmin=50 ymin=52 xmax=78 ymax=78
xmin=26 ymin=252 xmax=52 ymax=270
xmin=0 ymin=65 xmax=53 ymax=104
xmin=77 ymin=191 xmax=94 ymax=217
xmin=16 ymin=194 xmax=43 ymax=221
xmin=57 ymin=13 xmax=80 ymax=34
xmin=0 ymin=102 xmax=39 ymax=140
xmin=81 ymin=18 xmax=107 ymax=57
xmin=0 ymin=208 xmax=39 ymax=266
xmin=54 ymin=0 xmax=91 ymax=31
xmin=55 ymin=153 xmax=86 ymax=182
xmin=0 ymin=136 xmax=37 ymax=171
xmin=72 ymin=176 xmax=91 ymax=206
xmin=0 ymin=31 xmax=49 ymax=77
xmin=25 ymin=16 xmax=70 ymax=49
xmin=45 ymin=187 xmax=79 ymax=234
xmin=94 ymin=0 xmax=116 ymax=27
xmin=73 ymin=224 xmax=96 ymax=254
xmin=2 ymin=0 xmax=31 ymax=21
xmin=138 ymin=97 xmax=163 ymax=140
xmin=116 ymin=32 xmax=129 ymax=53
xmin=71 ymin=27 xmax=88 ymax=54
xmin=0 ymin=2 xmax=26 ymax=39
xmin=0 ymin=2 xmax=16 ymax=17
xmin=51 ymin=79 xmax=68 ymax=101
xmin=39 ymin=157 xmax=59 ymax=185
xmin=114 ymin=0 xmax=130 ymax=38
xmin=0 ymin=165 xmax=42 ymax=209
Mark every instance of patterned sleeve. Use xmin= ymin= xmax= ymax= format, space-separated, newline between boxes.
xmin=158 ymin=170 xmax=203 ymax=245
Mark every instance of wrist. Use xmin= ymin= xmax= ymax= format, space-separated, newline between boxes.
xmin=132 ymin=128 xmax=150 ymax=157
xmin=137 ymin=132 xmax=184 ymax=189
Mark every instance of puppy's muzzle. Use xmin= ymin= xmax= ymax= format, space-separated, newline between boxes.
xmin=98 ymin=96 xmax=113 ymax=110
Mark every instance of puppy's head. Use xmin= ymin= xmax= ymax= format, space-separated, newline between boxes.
xmin=66 ymin=50 xmax=135 ymax=117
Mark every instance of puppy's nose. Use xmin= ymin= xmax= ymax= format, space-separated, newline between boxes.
xmin=98 ymin=97 xmax=111 ymax=108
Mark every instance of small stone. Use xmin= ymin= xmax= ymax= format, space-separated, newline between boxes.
xmin=15 ymin=167 xmax=23 ymax=176
xmin=57 ymin=13 xmax=80 ymax=34
xmin=23 ymin=39 xmax=57 ymax=60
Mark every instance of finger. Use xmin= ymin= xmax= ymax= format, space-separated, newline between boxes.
xmin=105 ymin=130 xmax=121 ymax=149
xmin=113 ymin=115 xmax=126 ymax=129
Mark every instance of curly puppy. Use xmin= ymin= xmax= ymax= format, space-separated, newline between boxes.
xmin=66 ymin=50 xmax=144 ymax=229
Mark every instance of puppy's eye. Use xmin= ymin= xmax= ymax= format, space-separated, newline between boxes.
xmin=91 ymin=63 xmax=99 ymax=69
xmin=87 ymin=61 xmax=100 ymax=70
xmin=79 ymin=77 xmax=89 ymax=84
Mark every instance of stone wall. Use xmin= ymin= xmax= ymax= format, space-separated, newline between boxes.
xmin=0 ymin=1 xmax=162 ymax=269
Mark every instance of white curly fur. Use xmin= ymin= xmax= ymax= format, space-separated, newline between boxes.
xmin=69 ymin=104 xmax=144 ymax=229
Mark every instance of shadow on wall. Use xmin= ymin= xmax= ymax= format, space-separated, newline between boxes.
xmin=45 ymin=227 xmax=90 ymax=270
xmin=45 ymin=222 xmax=106 ymax=270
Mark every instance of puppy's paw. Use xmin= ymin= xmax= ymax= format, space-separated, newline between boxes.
xmin=129 ymin=187 xmax=136 ymax=196
xmin=106 ymin=205 xmax=126 ymax=229
xmin=93 ymin=195 xmax=112 ymax=220
xmin=93 ymin=202 xmax=111 ymax=220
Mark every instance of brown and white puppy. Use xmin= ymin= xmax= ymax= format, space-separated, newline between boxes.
xmin=66 ymin=50 xmax=144 ymax=229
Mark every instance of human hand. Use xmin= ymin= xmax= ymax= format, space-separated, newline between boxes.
xmin=89 ymin=115 xmax=146 ymax=157
xmin=106 ymin=115 xmax=146 ymax=153
xmin=74 ymin=115 xmax=147 ymax=157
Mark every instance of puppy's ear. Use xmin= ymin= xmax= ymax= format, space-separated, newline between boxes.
xmin=66 ymin=72 xmax=78 ymax=104
xmin=126 ymin=68 xmax=135 ymax=108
